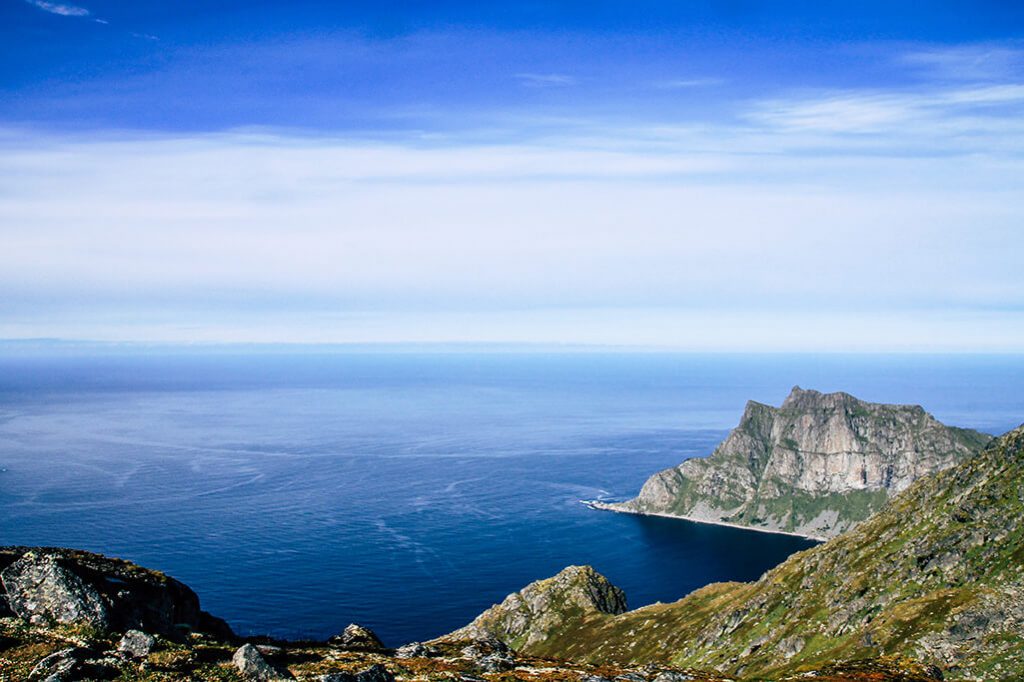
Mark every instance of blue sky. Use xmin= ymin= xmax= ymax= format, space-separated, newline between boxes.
xmin=2 ymin=1 xmax=1023 ymax=350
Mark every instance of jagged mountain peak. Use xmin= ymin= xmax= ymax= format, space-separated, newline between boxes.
xmin=607 ymin=389 xmax=990 ymax=538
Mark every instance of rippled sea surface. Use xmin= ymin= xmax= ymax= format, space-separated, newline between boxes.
xmin=0 ymin=351 xmax=1021 ymax=644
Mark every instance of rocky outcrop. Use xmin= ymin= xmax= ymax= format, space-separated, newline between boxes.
xmin=606 ymin=387 xmax=990 ymax=538
xmin=440 ymin=565 xmax=627 ymax=650
xmin=2 ymin=552 xmax=110 ymax=629
xmin=328 ymin=623 xmax=386 ymax=651
xmin=393 ymin=641 xmax=439 ymax=658
xmin=0 ymin=546 xmax=232 ymax=639
xmin=116 ymin=630 xmax=155 ymax=659
xmin=481 ymin=424 xmax=1024 ymax=681
xmin=233 ymin=643 xmax=294 ymax=680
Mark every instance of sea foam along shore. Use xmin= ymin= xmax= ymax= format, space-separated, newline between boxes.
xmin=581 ymin=500 xmax=826 ymax=542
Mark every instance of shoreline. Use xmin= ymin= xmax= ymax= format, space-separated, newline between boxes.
xmin=582 ymin=500 xmax=826 ymax=542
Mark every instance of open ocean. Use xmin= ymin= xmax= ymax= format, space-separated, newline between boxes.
xmin=0 ymin=351 xmax=1021 ymax=645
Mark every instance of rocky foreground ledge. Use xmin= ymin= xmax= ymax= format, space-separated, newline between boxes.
xmin=0 ymin=546 xmax=943 ymax=681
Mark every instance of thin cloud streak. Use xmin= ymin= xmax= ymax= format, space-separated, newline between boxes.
xmin=514 ymin=73 xmax=577 ymax=87
xmin=23 ymin=0 xmax=89 ymax=17
xmin=900 ymin=44 xmax=1024 ymax=82
xmin=653 ymin=77 xmax=724 ymax=89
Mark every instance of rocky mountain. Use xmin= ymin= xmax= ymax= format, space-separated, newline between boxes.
xmin=601 ymin=387 xmax=991 ymax=538
xmin=447 ymin=423 xmax=1024 ymax=681
xmin=442 ymin=565 xmax=627 ymax=650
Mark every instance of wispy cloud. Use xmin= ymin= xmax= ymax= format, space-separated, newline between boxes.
xmin=23 ymin=0 xmax=89 ymax=17
xmin=653 ymin=77 xmax=724 ymax=89
xmin=901 ymin=44 xmax=1024 ymax=82
xmin=748 ymin=83 xmax=1024 ymax=137
xmin=514 ymin=73 xmax=576 ymax=88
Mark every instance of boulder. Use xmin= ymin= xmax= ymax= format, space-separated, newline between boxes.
xmin=460 ymin=637 xmax=515 ymax=672
xmin=116 ymin=629 xmax=156 ymax=659
xmin=29 ymin=647 xmax=81 ymax=682
xmin=2 ymin=553 xmax=110 ymax=629
xmin=232 ymin=643 xmax=293 ymax=681
xmin=28 ymin=646 xmax=118 ymax=681
xmin=328 ymin=623 xmax=385 ymax=651
xmin=0 ymin=547 xmax=232 ymax=639
xmin=355 ymin=663 xmax=395 ymax=682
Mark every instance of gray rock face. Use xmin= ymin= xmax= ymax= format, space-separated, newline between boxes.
xmin=460 ymin=638 xmax=515 ymax=672
xmin=355 ymin=663 xmax=396 ymax=682
xmin=0 ymin=546 xmax=231 ymax=639
xmin=609 ymin=387 xmax=991 ymax=538
xmin=394 ymin=642 xmax=440 ymax=658
xmin=328 ymin=623 xmax=385 ymax=651
xmin=2 ymin=552 xmax=110 ymax=629
xmin=442 ymin=565 xmax=627 ymax=650
xmin=232 ymin=643 xmax=293 ymax=681
xmin=29 ymin=647 xmax=81 ymax=682
xmin=116 ymin=629 xmax=155 ymax=659
xmin=28 ymin=646 xmax=117 ymax=682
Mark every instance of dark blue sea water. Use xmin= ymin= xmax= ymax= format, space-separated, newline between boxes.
xmin=0 ymin=351 xmax=1021 ymax=645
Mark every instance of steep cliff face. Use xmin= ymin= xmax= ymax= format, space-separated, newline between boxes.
xmin=459 ymin=424 xmax=1024 ymax=681
xmin=609 ymin=387 xmax=990 ymax=538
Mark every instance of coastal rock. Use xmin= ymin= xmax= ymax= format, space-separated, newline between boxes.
xmin=609 ymin=387 xmax=990 ymax=538
xmin=2 ymin=552 xmax=110 ymax=629
xmin=0 ymin=547 xmax=231 ymax=639
xmin=116 ymin=630 xmax=155 ymax=659
xmin=441 ymin=565 xmax=626 ymax=650
xmin=233 ymin=643 xmax=293 ymax=681
xmin=328 ymin=623 xmax=386 ymax=651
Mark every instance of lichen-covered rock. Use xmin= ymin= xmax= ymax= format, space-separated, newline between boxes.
xmin=29 ymin=647 xmax=82 ymax=682
xmin=0 ymin=547 xmax=232 ymax=639
xmin=233 ymin=643 xmax=293 ymax=680
xmin=441 ymin=565 xmax=627 ymax=649
xmin=116 ymin=629 xmax=155 ymax=659
xmin=394 ymin=641 xmax=440 ymax=658
xmin=2 ymin=553 xmax=110 ymax=629
xmin=328 ymin=623 xmax=386 ymax=651
xmin=27 ymin=646 xmax=118 ymax=682
xmin=460 ymin=638 xmax=515 ymax=671
xmin=608 ymin=387 xmax=990 ymax=538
